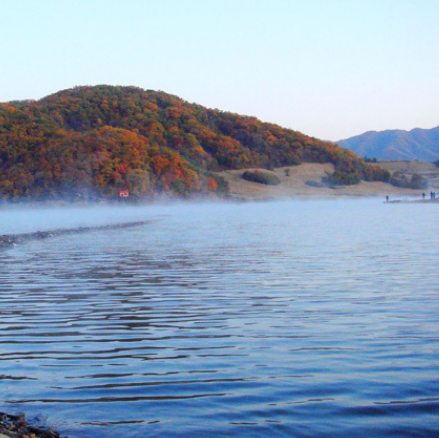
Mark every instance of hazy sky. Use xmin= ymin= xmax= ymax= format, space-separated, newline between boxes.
xmin=1 ymin=0 xmax=438 ymax=140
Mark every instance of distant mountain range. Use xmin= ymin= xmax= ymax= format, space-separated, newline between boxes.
xmin=337 ymin=126 xmax=439 ymax=162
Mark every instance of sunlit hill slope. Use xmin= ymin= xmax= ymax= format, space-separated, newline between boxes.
xmin=0 ymin=85 xmax=390 ymax=201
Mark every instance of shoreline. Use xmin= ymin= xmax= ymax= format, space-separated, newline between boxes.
xmin=1 ymin=161 xmax=438 ymax=207
xmin=385 ymin=198 xmax=439 ymax=204
xmin=0 ymin=412 xmax=61 ymax=438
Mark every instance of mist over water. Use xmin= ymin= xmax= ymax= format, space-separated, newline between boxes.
xmin=1 ymin=199 xmax=439 ymax=438
xmin=0 ymin=203 xmax=167 ymax=235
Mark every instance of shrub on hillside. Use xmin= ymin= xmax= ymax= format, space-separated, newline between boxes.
xmin=390 ymin=172 xmax=427 ymax=189
xmin=241 ymin=170 xmax=281 ymax=185
xmin=323 ymin=170 xmax=361 ymax=186
xmin=305 ymin=180 xmax=326 ymax=188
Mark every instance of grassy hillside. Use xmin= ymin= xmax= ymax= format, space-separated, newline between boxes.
xmin=0 ymin=85 xmax=390 ymax=201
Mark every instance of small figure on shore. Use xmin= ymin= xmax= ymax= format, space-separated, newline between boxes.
xmin=422 ymin=193 xmax=426 ymax=200
xmin=386 ymin=195 xmax=389 ymax=202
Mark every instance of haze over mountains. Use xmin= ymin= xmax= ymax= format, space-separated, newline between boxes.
xmin=338 ymin=126 xmax=439 ymax=162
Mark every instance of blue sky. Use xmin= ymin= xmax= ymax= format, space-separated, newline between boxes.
xmin=1 ymin=0 xmax=438 ymax=140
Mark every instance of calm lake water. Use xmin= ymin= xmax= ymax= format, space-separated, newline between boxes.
xmin=1 ymin=199 xmax=439 ymax=438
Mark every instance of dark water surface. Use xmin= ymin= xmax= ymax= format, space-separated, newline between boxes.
xmin=1 ymin=200 xmax=439 ymax=437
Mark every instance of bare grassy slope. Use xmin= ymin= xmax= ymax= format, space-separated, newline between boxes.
xmin=219 ymin=163 xmax=427 ymax=201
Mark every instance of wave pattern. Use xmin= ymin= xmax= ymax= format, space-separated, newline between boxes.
xmin=1 ymin=201 xmax=439 ymax=437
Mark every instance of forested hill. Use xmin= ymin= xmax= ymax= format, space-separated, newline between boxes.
xmin=0 ymin=85 xmax=390 ymax=201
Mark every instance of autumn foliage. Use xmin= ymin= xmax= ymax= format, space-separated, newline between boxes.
xmin=0 ymin=85 xmax=390 ymax=201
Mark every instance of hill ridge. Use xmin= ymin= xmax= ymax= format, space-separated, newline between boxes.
xmin=0 ymin=85 xmax=390 ymax=201
xmin=338 ymin=125 xmax=439 ymax=162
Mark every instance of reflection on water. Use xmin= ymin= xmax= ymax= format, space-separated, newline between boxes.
xmin=1 ymin=200 xmax=439 ymax=438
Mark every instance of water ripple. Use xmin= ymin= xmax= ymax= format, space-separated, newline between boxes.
xmin=1 ymin=201 xmax=439 ymax=437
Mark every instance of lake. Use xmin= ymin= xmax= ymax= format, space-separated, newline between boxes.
xmin=1 ymin=199 xmax=438 ymax=437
